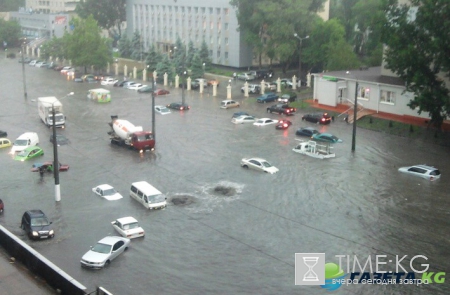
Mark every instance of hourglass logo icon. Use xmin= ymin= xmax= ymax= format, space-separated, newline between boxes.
xmin=295 ymin=253 xmax=325 ymax=285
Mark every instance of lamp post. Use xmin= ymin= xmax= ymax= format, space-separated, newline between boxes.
xmin=202 ymin=63 xmax=205 ymax=77
xmin=352 ymin=81 xmax=358 ymax=152
xmin=293 ymin=33 xmax=309 ymax=82
xmin=148 ymin=65 xmax=156 ymax=140
xmin=52 ymin=92 xmax=74 ymax=202
xmin=181 ymin=71 xmax=187 ymax=105
xmin=21 ymin=40 xmax=28 ymax=99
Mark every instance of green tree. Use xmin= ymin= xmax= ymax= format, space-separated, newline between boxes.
xmin=0 ymin=19 xmax=21 ymax=48
xmin=186 ymin=40 xmax=196 ymax=69
xmin=199 ymin=40 xmax=212 ymax=71
xmin=382 ymin=0 xmax=450 ymax=130
xmin=172 ymin=36 xmax=186 ymax=74
xmin=118 ymin=33 xmax=132 ymax=58
xmin=65 ymin=16 xmax=112 ymax=72
xmin=75 ymin=0 xmax=126 ymax=40
xmin=190 ymin=53 xmax=204 ymax=79
xmin=0 ymin=0 xmax=25 ymax=11
xmin=145 ymin=45 xmax=161 ymax=73
xmin=130 ymin=31 xmax=143 ymax=61
xmin=40 ymin=36 xmax=67 ymax=60
xmin=325 ymin=39 xmax=360 ymax=71
xmin=156 ymin=54 xmax=174 ymax=83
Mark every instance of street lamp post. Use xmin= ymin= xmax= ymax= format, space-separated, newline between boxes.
xmin=181 ymin=71 xmax=186 ymax=105
xmin=202 ymin=63 xmax=205 ymax=77
xmin=52 ymin=92 xmax=73 ymax=202
xmin=293 ymin=33 xmax=309 ymax=82
xmin=352 ymin=81 xmax=359 ymax=152
xmin=21 ymin=40 xmax=28 ymax=99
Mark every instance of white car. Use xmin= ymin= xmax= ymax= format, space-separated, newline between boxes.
xmin=127 ymin=83 xmax=146 ymax=90
xmin=60 ymin=66 xmax=73 ymax=74
xmin=241 ymin=157 xmax=279 ymax=174
xmin=111 ymin=217 xmax=145 ymax=239
xmin=29 ymin=60 xmax=37 ymax=66
xmin=80 ymin=236 xmax=130 ymax=269
xmin=232 ymin=115 xmax=256 ymax=124
xmin=253 ymin=118 xmax=278 ymax=126
xmin=241 ymin=84 xmax=260 ymax=94
xmin=155 ymin=105 xmax=171 ymax=115
xmin=263 ymin=82 xmax=277 ymax=91
xmin=92 ymin=184 xmax=123 ymax=201
xmin=101 ymin=77 xmax=118 ymax=85
xmin=398 ymin=164 xmax=441 ymax=181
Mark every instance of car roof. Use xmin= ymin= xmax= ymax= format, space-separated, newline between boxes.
xmin=25 ymin=209 xmax=45 ymax=217
xmin=411 ymin=165 xmax=438 ymax=170
xmin=116 ymin=216 xmax=138 ymax=224
xmin=318 ymin=133 xmax=333 ymax=136
xmin=98 ymin=236 xmax=126 ymax=245
xmin=97 ymin=184 xmax=114 ymax=190
xmin=249 ymin=157 xmax=267 ymax=162
xmin=24 ymin=146 xmax=40 ymax=151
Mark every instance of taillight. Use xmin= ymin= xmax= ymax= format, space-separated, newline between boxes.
xmin=180 ymin=107 xmax=184 ymax=110
xmin=283 ymin=123 xmax=288 ymax=127
xmin=286 ymin=110 xmax=290 ymax=113
xmin=321 ymin=118 xmax=325 ymax=122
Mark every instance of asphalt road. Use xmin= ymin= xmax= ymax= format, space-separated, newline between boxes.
xmin=0 ymin=57 xmax=449 ymax=295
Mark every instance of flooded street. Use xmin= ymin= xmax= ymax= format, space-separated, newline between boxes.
xmin=1 ymin=57 xmax=449 ymax=295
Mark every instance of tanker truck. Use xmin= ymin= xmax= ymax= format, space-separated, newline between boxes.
xmin=107 ymin=115 xmax=155 ymax=152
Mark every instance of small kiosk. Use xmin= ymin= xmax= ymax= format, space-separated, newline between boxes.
xmin=87 ymin=88 xmax=111 ymax=103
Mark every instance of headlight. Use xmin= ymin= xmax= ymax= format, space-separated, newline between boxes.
xmin=49 ymin=230 xmax=54 ymax=235
xmin=32 ymin=231 xmax=39 ymax=236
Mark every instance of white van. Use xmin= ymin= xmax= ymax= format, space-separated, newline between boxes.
xmin=10 ymin=132 xmax=39 ymax=153
xmin=130 ymin=181 xmax=167 ymax=210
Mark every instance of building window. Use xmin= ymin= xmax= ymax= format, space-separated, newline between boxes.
xmin=217 ymin=50 xmax=220 ymax=58
xmin=225 ymin=23 xmax=229 ymax=30
xmin=225 ymin=52 xmax=228 ymax=59
xmin=380 ymin=90 xmax=395 ymax=104
xmin=358 ymin=86 xmax=370 ymax=100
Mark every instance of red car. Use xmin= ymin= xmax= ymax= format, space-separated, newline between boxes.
xmin=275 ymin=119 xmax=292 ymax=130
xmin=31 ymin=161 xmax=69 ymax=172
xmin=154 ymin=89 xmax=170 ymax=96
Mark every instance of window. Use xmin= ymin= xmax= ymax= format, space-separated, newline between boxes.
xmin=225 ymin=37 xmax=229 ymax=45
xmin=225 ymin=52 xmax=228 ymax=59
xmin=358 ymin=86 xmax=370 ymax=100
xmin=380 ymin=90 xmax=395 ymax=104
xmin=225 ymin=23 xmax=229 ymax=30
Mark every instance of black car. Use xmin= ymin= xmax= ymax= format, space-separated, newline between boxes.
xmin=255 ymin=69 xmax=274 ymax=79
xmin=114 ymin=80 xmax=127 ymax=87
xmin=167 ymin=102 xmax=190 ymax=111
xmin=266 ymin=104 xmax=297 ymax=115
xmin=21 ymin=210 xmax=54 ymax=240
xmin=296 ymin=127 xmax=320 ymax=137
xmin=232 ymin=111 xmax=250 ymax=118
xmin=278 ymin=92 xmax=297 ymax=103
xmin=0 ymin=130 xmax=7 ymax=137
xmin=302 ymin=112 xmax=332 ymax=125
xmin=50 ymin=134 xmax=70 ymax=145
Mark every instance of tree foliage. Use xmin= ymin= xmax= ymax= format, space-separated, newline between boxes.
xmin=0 ymin=19 xmax=21 ymax=48
xmin=65 ymin=16 xmax=112 ymax=71
xmin=190 ymin=53 xmax=204 ymax=79
xmin=145 ymin=45 xmax=161 ymax=73
xmin=199 ymin=40 xmax=212 ymax=71
xmin=130 ymin=31 xmax=143 ymax=61
xmin=156 ymin=54 xmax=174 ymax=82
xmin=186 ymin=40 xmax=196 ymax=69
xmin=172 ymin=36 xmax=187 ymax=75
xmin=40 ymin=36 xmax=67 ymax=60
xmin=118 ymin=33 xmax=132 ymax=58
xmin=75 ymin=0 xmax=126 ymax=38
xmin=0 ymin=0 xmax=25 ymax=11
xmin=382 ymin=0 xmax=450 ymax=129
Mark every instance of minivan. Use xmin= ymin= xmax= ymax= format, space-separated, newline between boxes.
xmin=130 ymin=181 xmax=167 ymax=210
xmin=10 ymin=132 xmax=39 ymax=154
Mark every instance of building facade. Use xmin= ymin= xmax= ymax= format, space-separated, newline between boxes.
xmin=10 ymin=10 xmax=70 ymax=39
xmin=126 ymin=0 xmax=252 ymax=68
xmin=25 ymin=0 xmax=80 ymax=14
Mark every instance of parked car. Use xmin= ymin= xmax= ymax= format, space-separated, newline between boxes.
xmin=85 ymin=77 xmax=97 ymax=83
xmin=31 ymin=161 xmax=69 ymax=172
xmin=253 ymin=118 xmax=278 ymax=126
xmin=275 ymin=119 xmax=292 ymax=130
xmin=111 ymin=217 xmax=145 ymax=239
xmin=35 ymin=61 xmax=48 ymax=68
xmin=20 ymin=209 xmax=54 ymax=240
xmin=241 ymin=84 xmax=260 ymax=94
xmin=14 ymin=146 xmax=44 ymax=161
xmin=302 ymin=112 xmax=332 ymax=125
xmin=60 ymin=66 xmax=74 ymax=74
xmin=232 ymin=115 xmax=256 ymax=124
xmin=240 ymin=157 xmax=279 ymax=174
xmin=256 ymin=69 xmax=274 ymax=79
xmin=0 ymin=130 xmax=7 ymax=137
xmin=232 ymin=112 xmax=249 ymax=118
xmin=237 ymin=72 xmax=256 ymax=81
xmin=92 ymin=184 xmax=123 ymax=201
xmin=278 ymin=92 xmax=297 ymax=103
xmin=266 ymin=104 xmax=297 ymax=115
xmin=220 ymin=100 xmax=240 ymax=109
xmin=312 ymin=133 xmax=343 ymax=143
xmin=53 ymin=65 xmax=64 ymax=71
xmin=50 ymin=134 xmax=69 ymax=145
xmin=114 ymin=80 xmax=127 ymax=87
xmin=0 ymin=138 xmax=12 ymax=149
xmin=29 ymin=60 xmax=37 ymax=66
xmin=154 ymin=89 xmax=170 ymax=96
xmin=127 ymin=83 xmax=146 ymax=90
xmin=256 ymin=92 xmax=278 ymax=103
xmin=295 ymin=127 xmax=319 ymax=137
xmin=398 ymin=165 xmax=441 ymax=181
xmin=80 ymin=236 xmax=130 ymax=269
xmin=101 ymin=77 xmax=118 ymax=85
xmin=155 ymin=105 xmax=171 ymax=115
xmin=280 ymin=78 xmax=294 ymax=88
xmin=263 ymin=82 xmax=277 ymax=91
xmin=138 ymin=85 xmax=154 ymax=93
xmin=167 ymin=102 xmax=190 ymax=111
xmin=122 ymin=81 xmax=136 ymax=88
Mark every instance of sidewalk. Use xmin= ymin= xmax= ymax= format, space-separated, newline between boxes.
xmin=0 ymin=246 xmax=58 ymax=295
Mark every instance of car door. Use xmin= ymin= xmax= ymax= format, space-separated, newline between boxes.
xmin=96 ymin=188 xmax=103 ymax=196
xmin=249 ymin=159 xmax=262 ymax=171
xmin=111 ymin=240 xmax=125 ymax=260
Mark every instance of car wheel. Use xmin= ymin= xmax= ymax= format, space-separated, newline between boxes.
xmin=302 ymin=118 xmax=305 ymax=121
xmin=105 ymin=260 xmax=111 ymax=266
xmin=124 ymin=247 xmax=128 ymax=251
xmin=242 ymin=165 xmax=248 ymax=169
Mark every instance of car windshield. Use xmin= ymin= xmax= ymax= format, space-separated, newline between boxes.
xmin=103 ymin=188 xmax=117 ymax=196
xmin=161 ymin=108 xmax=170 ymax=113
xmin=16 ymin=150 xmax=29 ymax=156
xmin=31 ymin=217 xmax=50 ymax=226
xmin=14 ymin=139 xmax=28 ymax=146
xmin=261 ymin=161 xmax=273 ymax=168
xmin=92 ymin=243 xmax=112 ymax=254
xmin=148 ymin=194 xmax=166 ymax=203
xmin=136 ymin=134 xmax=153 ymax=141
xmin=430 ymin=170 xmax=441 ymax=176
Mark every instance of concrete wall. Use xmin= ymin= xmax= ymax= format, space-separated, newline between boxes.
xmin=0 ymin=225 xmax=86 ymax=295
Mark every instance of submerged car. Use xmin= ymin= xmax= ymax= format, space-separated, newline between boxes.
xmin=154 ymin=89 xmax=170 ymax=96
xmin=312 ymin=133 xmax=342 ymax=143
xmin=137 ymin=85 xmax=154 ymax=93
xmin=275 ymin=119 xmax=292 ymax=130
xmin=167 ymin=102 xmax=190 ymax=111
xmin=50 ymin=134 xmax=69 ymax=146
xmin=302 ymin=112 xmax=332 ymax=125
xmin=232 ymin=115 xmax=256 ymax=124
xmin=0 ymin=138 xmax=11 ymax=149
xmin=220 ymin=100 xmax=240 ymax=109
xmin=398 ymin=165 xmax=441 ymax=181
xmin=296 ymin=127 xmax=320 ymax=137
xmin=80 ymin=236 xmax=130 ymax=269
xmin=31 ymin=161 xmax=69 ymax=172
xmin=253 ymin=118 xmax=278 ymax=126
xmin=240 ymin=158 xmax=279 ymax=174
xmin=92 ymin=184 xmax=123 ymax=201
xmin=111 ymin=217 xmax=145 ymax=239
xmin=155 ymin=105 xmax=171 ymax=115
xmin=21 ymin=209 xmax=54 ymax=240
xmin=14 ymin=146 xmax=44 ymax=161
xmin=232 ymin=112 xmax=249 ymax=119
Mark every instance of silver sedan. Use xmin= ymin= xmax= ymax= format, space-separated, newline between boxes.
xmin=80 ymin=236 xmax=130 ymax=269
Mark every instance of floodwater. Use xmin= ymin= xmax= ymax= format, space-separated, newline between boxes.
xmin=0 ymin=57 xmax=449 ymax=295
